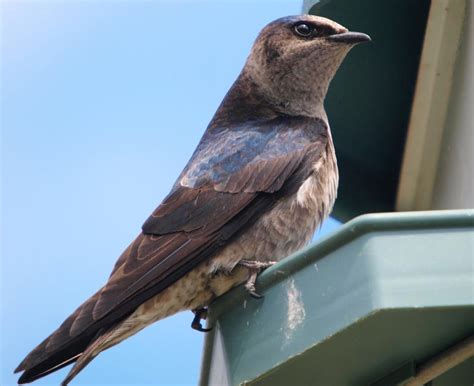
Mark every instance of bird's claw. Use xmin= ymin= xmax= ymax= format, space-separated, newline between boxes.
xmin=191 ymin=307 xmax=212 ymax=332
xmin=238 ymin=260 xmax=276 ymax=299
xmin=248 ymin=288 xmax=264 ymax=299
xmin=238 ymin=260 xmax=277 ymax=270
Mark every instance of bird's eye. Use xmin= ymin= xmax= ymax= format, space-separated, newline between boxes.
xmin=294 ymin=23 xmax=314 ymax=37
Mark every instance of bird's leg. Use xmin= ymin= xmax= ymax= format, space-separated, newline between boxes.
xmin=191 ymin=307 xmax=212 ymax=332
xmin=237 ymin=260 xmax=276 ymax=299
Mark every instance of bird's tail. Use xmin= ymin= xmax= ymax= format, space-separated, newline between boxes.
xmin=15 ymin=336 xmax=92 ymax=384
xmin=15 ymin=289 xmax=106 ymax=384
xmin=60 ymin=327 xmax=118 ymax=386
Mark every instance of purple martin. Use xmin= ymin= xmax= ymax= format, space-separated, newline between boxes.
xmin=15 ymin=15 xmax=370 ymax=385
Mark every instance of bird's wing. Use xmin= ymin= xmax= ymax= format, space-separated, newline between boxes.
xmin=16 ymin=116 xmax=328 ymax=382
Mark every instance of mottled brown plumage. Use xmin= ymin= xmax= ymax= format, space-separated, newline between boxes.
xmin=16 ymin=15 xmax=370 ymax=385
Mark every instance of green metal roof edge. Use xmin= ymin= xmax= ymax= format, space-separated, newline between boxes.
xmin=199 ymin=209 xmax=474 ymax=385
xmin=260 ymin=208 xmax=473 ymax=286
xmin=241 ymin=308 xmax=387 ymax=385
xmin=243 ymin=307 xmax=474 ymax=386
xmin=199 ymin=320 xmax=216 ymax=386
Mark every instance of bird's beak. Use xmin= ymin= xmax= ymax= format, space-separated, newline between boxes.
xmin=327 ymin=31 xmax=371 ymax=45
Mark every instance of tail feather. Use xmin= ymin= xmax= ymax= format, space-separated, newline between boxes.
xmin=18 ymin=355 xmax=80 ymax=384
xmin=17 ymin=319 xmax=124 ymax=385
xmin=16 ymin=334 xmax=93 ymax=384
xmin=61 ymin=327 xmax=117 ymax=386
xmin=15 ymin=288 xmax=115 ymax=383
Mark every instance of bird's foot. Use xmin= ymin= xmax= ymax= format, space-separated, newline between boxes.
xmin=238 ymin=260 xmax=276 ymax=299
xmin=191 ymin=307 xmax=212 ymax=332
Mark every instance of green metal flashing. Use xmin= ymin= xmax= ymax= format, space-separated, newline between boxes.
xmin=199 ymin=210 xmax=474 ymax=385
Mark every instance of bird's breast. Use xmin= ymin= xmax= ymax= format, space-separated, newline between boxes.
xmin=296 ymin=138 xmax=338 ymax=216
xmin=210 ymin=139 xmax=338 ymax=275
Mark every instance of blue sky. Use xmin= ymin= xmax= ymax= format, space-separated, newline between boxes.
xmin=1 ymin=1 xmax=340 ymax=385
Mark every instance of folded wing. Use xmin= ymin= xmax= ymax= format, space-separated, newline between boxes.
xmin=16 ymin=116 xmax=327 ymax=383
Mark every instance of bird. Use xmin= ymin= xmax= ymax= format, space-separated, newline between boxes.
xmin=15 ymin=14 xmax=370 ymax=385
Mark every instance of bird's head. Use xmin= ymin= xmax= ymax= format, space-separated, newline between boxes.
xmin=244 ymin=15 xmax=371 ymax=118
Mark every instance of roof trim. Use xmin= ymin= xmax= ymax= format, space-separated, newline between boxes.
xmin=396 ymin=0 xmax=466 ymax=211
